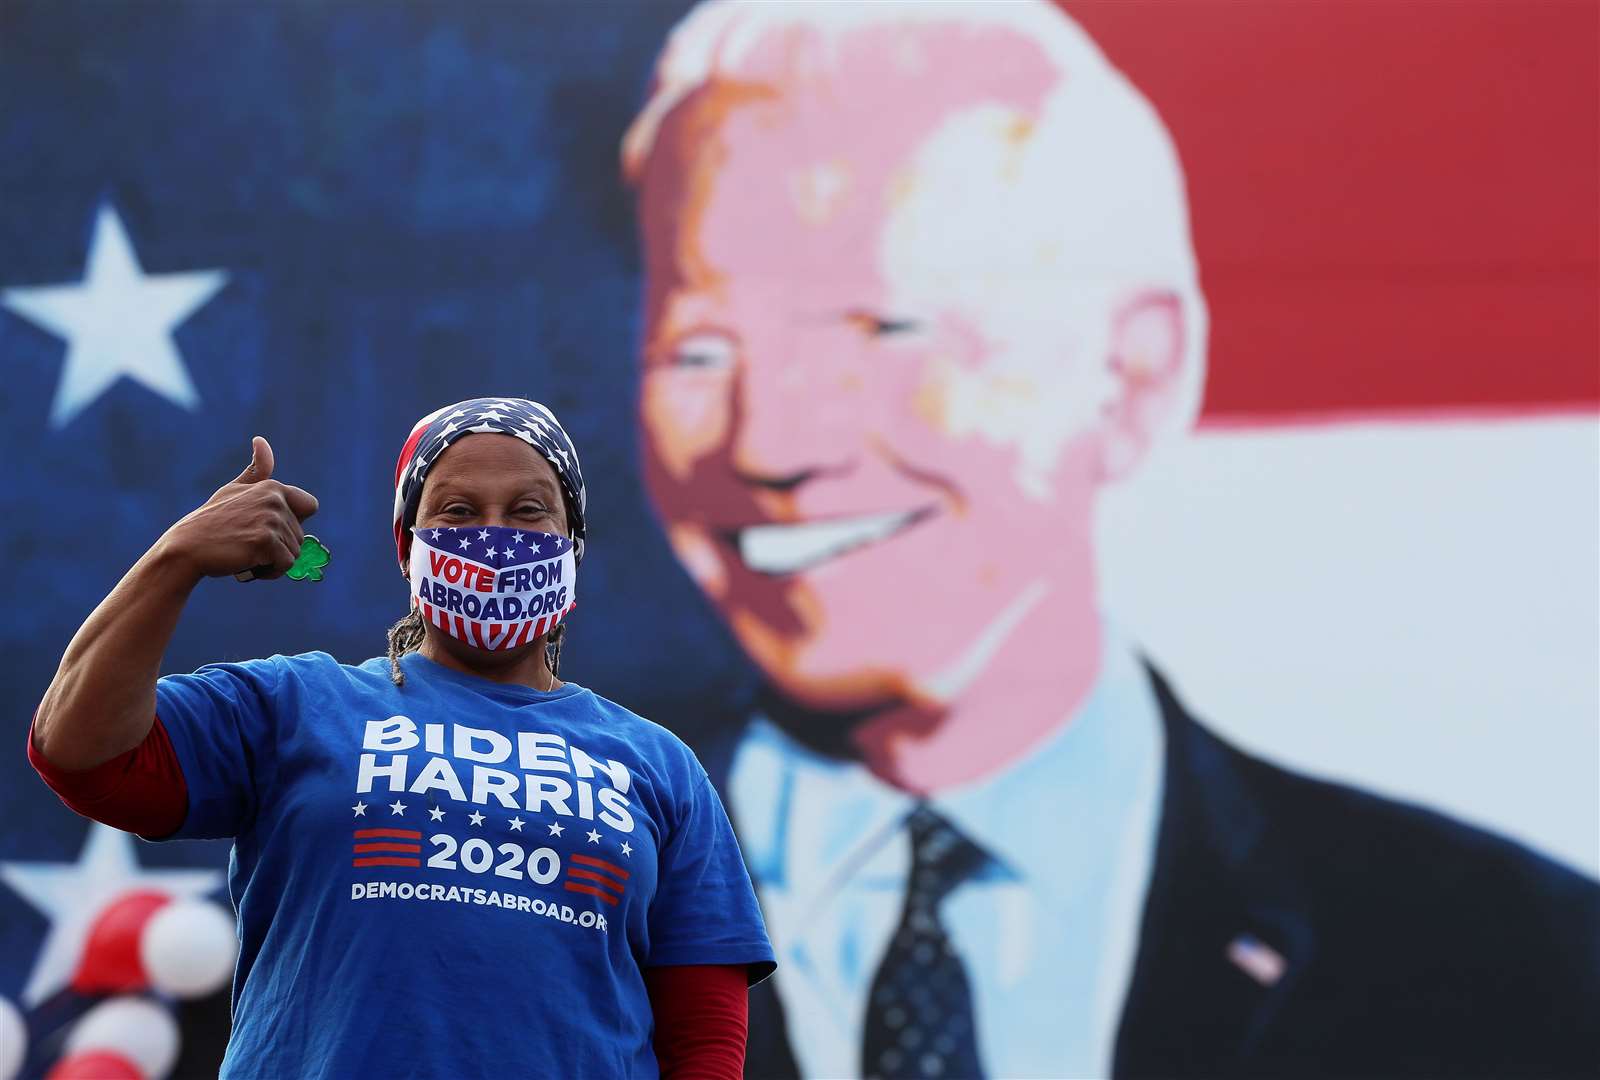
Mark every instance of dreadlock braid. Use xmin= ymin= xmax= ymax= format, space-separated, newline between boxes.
xmin=545 ymin=621 xmax=566 ymax=680
xmin=386 ymin=609 xmax=569 ymax=688
xmin=386 ymin=608 xmax=427 ymax=687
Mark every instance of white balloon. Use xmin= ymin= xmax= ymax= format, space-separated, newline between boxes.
xmin=64 ymin=996 xmax=179 ymax=1080
xmin=0 ymin=996 xmax=25 ymax=1080
xmin=140 ymin=899 xmax=237 ymax=999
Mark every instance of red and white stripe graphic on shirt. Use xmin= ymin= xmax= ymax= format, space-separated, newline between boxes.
xmin=352 ymin=829 xmax=422 ymax=869
xmin=563 ymin=854 xmax=628 ymax=907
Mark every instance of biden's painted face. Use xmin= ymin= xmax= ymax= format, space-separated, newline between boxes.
xmin=635 ymin=22 xmax=1189 ymax=716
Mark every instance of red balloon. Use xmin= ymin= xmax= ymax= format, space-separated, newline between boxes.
xmin=47 ymin=1050 xmax=143 ymax=1080
xmin=72 ymin=891 xmax=172 ymax=995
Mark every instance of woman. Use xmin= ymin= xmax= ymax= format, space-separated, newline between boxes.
xmin=29 ymin=397 xmax=775 ymax=1079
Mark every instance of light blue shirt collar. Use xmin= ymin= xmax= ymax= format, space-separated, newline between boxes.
xmin=729 ymin=627 xmax=1166 ymax=1078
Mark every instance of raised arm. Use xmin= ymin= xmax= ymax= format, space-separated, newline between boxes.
xmin=32 ymin=436 xmax=318 ymax=770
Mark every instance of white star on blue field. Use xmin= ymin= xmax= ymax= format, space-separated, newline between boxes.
xmin=1 ymin=202 xmax=227 ymax=427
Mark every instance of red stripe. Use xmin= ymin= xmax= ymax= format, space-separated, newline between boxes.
xmin=514 ymin=619 xmax=535 ymax=648
xmin=1197 ymin=401 xmax=1600 ymax=432
xmin=571 ymin=853 xmax=630 ymax=881
xmin=454 ymin=615 xmax=469 ymax=641
xmin=354 ymin=828 xmax=423 ymax=840
xmin=353 ymin=842 xmax=421 ymax=854
xmin=392 ymin=419 xmax=437 ymax=565
xmin=567 ymin=866 xmax=626 ymax=893
xmin=352 ymin=857 xmax=420 ymax=868
xmin=564 ymin=881 xmax=619 ymax=906
xmin=393 ymin=419 xmax=432 ymax=487
xmin=470 ymin=620 xmax=486 ymax=649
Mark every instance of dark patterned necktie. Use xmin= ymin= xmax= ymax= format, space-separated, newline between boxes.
xmin=861 ymin=805 xmax=988 ymax=1080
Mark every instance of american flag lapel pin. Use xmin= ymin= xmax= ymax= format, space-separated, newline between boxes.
xmin=1226 ymin=933 xmax=1288 ymax=988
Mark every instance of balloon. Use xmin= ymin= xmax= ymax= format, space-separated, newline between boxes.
xmin=0 ymin=996 xmax=25 ymax=1080
xmin=140 ymin=899 xmax=237 ymax=999
xmin=72 ymin=891 xmax=172 ymax=995
xmin=63 ymin=997 xmax=178 ymax=1080
xmin=46 ymin=1051 xmax=142 ymax=1080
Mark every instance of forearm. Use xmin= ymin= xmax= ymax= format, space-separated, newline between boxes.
xmin=33 ymin=537 xmax=202 ymax=770
xmin=645 ymin=965 xmax=749 ymax=1080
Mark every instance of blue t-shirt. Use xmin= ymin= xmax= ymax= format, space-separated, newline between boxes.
xmin=152 ymin=650 xmax=775 ymax=1080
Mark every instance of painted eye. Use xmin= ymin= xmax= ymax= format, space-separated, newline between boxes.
xmin=873 ymin=317 xmax=922 ymax=336
xmin=846 ymin=310 xmax=923 ymax=338
xmin=670 ymin=331 xmax=736 ymax=370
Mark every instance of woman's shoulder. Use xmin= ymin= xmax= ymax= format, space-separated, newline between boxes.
xmin=577 ymin=689 xmax=706 ymax=770
xmin=178 ymin=650 xmax=396 ymax=692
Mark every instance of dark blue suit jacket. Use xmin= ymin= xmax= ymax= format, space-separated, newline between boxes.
xmin=698 ymin=666 xmax=1600 ymax=1079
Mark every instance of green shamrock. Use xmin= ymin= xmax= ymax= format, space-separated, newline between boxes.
xmin=286 ymin=535 xmax=332 ymax=582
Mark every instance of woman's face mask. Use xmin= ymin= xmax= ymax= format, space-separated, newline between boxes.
xmin=408 ymin=525 xmax=576 ymax=651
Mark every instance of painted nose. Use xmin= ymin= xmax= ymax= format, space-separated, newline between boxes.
xmin=731 ymin=337 xmax=859 ymax=490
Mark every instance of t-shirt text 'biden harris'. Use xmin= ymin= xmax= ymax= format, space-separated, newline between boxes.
xmin=356 ymin=716 xmax=635 ymax=833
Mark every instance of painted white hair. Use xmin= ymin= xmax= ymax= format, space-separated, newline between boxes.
xmin=623 ymin=0 xmax=1210 ymax=473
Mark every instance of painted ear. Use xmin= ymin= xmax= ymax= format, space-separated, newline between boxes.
xmin=1098 ymin=290 xmax=1188 ymax=483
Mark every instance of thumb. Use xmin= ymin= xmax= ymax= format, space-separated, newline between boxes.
xmin=235 ymin=436 xmax=274 ymax=485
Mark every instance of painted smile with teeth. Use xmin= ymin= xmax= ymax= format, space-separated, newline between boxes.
xmin=733 ymin=507 xmax=935 ymax=575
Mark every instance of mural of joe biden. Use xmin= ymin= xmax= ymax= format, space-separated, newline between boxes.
xmin=623 ymin=2 xmax=1599 ymax=1076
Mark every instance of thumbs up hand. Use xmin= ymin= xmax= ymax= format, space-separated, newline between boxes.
xmin=159 ymin=437 xmax=321 ymax=582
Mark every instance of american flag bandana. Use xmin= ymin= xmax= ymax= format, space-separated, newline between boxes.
xmin=409 ymin=525 xmax=576 ymax=650
xmin=392 ymin=397 xmax=587 ymax=569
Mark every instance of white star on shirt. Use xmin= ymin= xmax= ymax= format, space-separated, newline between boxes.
xmin=619 ymin=841 xmax=633 ymax=857
xmin=508 ymin=817 xmax=525 ymax=832
xmin=389 ymin=801 xmax=407 ymax=816
xmin=0 ymin=823 xmax=223 ymax=1005
xmin=0 ymin=203 xmax=228 ymax=428
xmin=547 ymin=822 xmax=564 ymax=837
xmin=428 ymin=806 xmax=445 ymax=822
xmin=352 ymin=801 xmax=368 ymax=817
xmin=468 ymin=811 xmax=486 ymax=826
xmin=586 ymin=829 xmax=602 ymax=844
